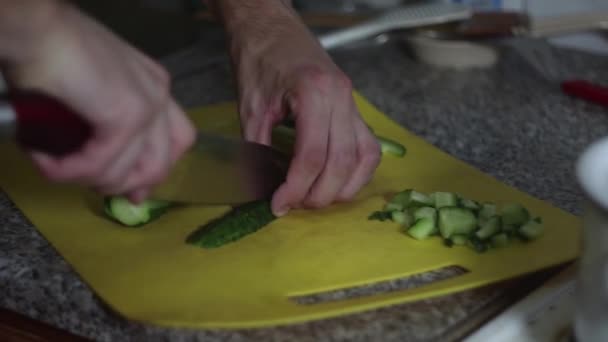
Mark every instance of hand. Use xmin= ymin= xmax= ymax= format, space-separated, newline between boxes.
xmin=3 ymin=3 xmax=196 ymax=203
xmin=227 ymin=6 xmax=381 ymax=216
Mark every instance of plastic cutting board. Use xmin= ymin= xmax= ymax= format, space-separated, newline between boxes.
xmin=0 ymin=91 xmax=581 ymax=329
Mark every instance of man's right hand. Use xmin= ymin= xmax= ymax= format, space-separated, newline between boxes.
xmin=2 ymin=1 xmax=196 ymax=203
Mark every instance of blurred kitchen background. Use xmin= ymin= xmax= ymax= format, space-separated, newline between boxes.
xmin=70 ymin=0 xmax=608 ymax=58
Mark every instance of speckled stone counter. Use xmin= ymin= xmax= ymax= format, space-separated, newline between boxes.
xmin=1 ymin=34 xmax=607 ymax=341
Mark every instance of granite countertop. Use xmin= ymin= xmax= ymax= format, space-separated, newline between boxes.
xmin=1 ymin=31 xmax=608 ymax=341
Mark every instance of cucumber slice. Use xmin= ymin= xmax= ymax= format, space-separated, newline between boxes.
xmin=475 ymin=216 xmax=501 ymax=240
xmin=478 ymin=203 xmax=497 ymax=224
xmin=459 ymin=197 xmax=481 ymax=211
xmin=391 ymin=211 xmax=408 ymax=225
xmin=467 ymin=236 xmax=489 ymax=253
xmin=501 ymin=203 xmax=530 ymax=229
xmin=384 ymin=202 xmax=404 ymax=212
xmin=104 ymin=196 xmax=171 ymax=227
xmin=390 ymin=190 xmax=433 ymax=208
xmin=412 ymin=207 xmax=438 ymax=234
xmin=377 ymin=136 xmax=406 ymax=157
xmin=432 ymin=192 xmax=459 ymax=209
xmin=519 ymin=219 xmax=544 ymax=240
xmin=450 ymin=234 xmax=468 ymax=246
xmin=438 ymin=207 xmax=477 ymax=239
xmin=491 ymin=233 xmax=510 ymax=248
xmin=407 ymin=218 xmax=436 ymax=240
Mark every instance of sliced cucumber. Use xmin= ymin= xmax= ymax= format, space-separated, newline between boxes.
xmin=368 ymin=211 xmax=392 ymax=221
xmin=390 ymin=190 xmax=433 ymax=208
xmin=432 ymin=192 xmax=459 ymax=209
xmin=391 ymin=211 xmax=408 ymax=225
xmin=459 ymin=197 xmax=481 ymax=211
xmin=412 ymin=206 xmax=438 ymax=234
xmin=438 ymin=207 xmax=477 ymax=238
xmin=407 ymin=218 xmax=436 ymax=240
xmin=377 ymin=136 xmax=406 ymax=157
xmin=478 ymin=202 xmax=497 ymax=224
xmin=519 ymin=219 xmax=544 ymax=240
xmin=104 ymin=196 xmax=171 ymax=227
xmin=384 ymin=202 xmax=404 ymax=212
xmin=491 ymin=233 xmax=510 ymax=248
xmin=501 ymin=203 xmax=530 ymax=229
xmin=450 ymin=234 xmax=468 ymax=246
xmin=475 ymin=216 xmax=501 ymax=240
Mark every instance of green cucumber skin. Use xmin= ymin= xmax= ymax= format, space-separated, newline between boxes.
xmin=104 ymin=197 xmax=171 ymax=227
xmin=186 ymin=201 xmax=276 ymax=249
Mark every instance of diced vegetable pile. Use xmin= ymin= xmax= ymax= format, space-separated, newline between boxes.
xmin=369 ymin=189 xmax=544 ymax=252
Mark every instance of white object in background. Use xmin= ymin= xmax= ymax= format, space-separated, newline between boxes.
xmin=318 ymin=3 xmax=472 ymax=49
xmin=404 ymin=35 xmax=499 ymax=69
xmin=464 ymin=264 xmax=577 ymax=342
xmin=574 ymin=135 xmax=608 ymax=342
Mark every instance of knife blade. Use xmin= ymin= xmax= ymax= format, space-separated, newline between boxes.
xmin=149 ymin=131 xmax=289 ymax=204
xmin=0 ymin=90 xmax=290 ymax=204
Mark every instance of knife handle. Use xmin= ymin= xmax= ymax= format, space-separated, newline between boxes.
xmin=5 ymin=90 xmax=93 ymax=156
xmin=561 ymin=80 xmax=608 ymax=108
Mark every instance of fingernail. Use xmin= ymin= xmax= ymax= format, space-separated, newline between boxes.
xmin=274 ymin=206 xmax=290 ymax=217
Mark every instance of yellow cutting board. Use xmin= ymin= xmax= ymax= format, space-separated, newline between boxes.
xmin=0 ymin=92 xmax=580 ymax=329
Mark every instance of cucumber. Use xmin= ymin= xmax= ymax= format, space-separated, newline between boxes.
xmin=104 ymin=196 xmax=171 ymax=227
xmin=491 ymin=233 xmax=510 ymax=248
xmin=186 ymin=200 xmax=276 ymax=249
xmin=450 ymin=234 xmax=468 ymax=246
xmin=467 ymin=235 xmax=489 ymax=253
xmin=438 ymin=207 xmax=477 ymax=239
xmin=384 ymin=202 xmax=404 ymax=212
xmin=501 ymin=203 xmax=530 ymax=229
xmin=478 ymin=202 xmax=497 ymax=224
xmin=407 ymin=218 xmax=436 ymax=240
xmin=390 ymin=189 xmax=433 ymax=208
xmin=459 ymin=197 xmax=480 ymax=211
xmin=391 ymin=211 xmax=408 ymax=225
xmin=431 ymin=192 xmax=458 ymax=209
xmin=475 ymin=216 xmax=501 ymax=240
xmin=412 ymin=206 xmax=438 ymax=234
xmin=519 ymin=219 xmax=544 ymax=241
xmin=377 ymin=136 xmax=407 ymax=157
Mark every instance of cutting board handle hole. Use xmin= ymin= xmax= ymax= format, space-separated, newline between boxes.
xmin=288 ymin=265 xmax=468 ymax=305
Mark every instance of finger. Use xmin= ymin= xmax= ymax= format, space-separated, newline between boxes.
xmin=336 ymin=118 xmax=381 ymax=201
xmin=120 ymin=112 xmax=172 ymax=198
xmin=166 ymin=100 xmax=196 ymax=165
xmin=240 ymin=93 xmax=265 ymax=143
xmin=302 ymin=105 xmax=356 ymax=209
xmin=93 ymin=130 xmax=147 ymax=195
xmin=270 ymin=87 xmax=330 ymax=216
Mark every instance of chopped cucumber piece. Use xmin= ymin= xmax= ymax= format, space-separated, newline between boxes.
xmin=491 ymin=233 xmax=510 ymax=248
xmin=368 ymin=211 xmax=392 ymax=221
xmin=450 ymin=234 xmax=468 ymax=246
xmin=475 ymin=216 xmax=501 ymax=240
xmin=459 ymin=197 xmax=481 ymax=211
xmin=432 ymin=192 xmax=459 ymax=209
xmin=519 ymin=219 xmax=544 ymax=240
xmin=377 ymin=136 xmax=406 ymax=157
xmin=391 ymin=190 xmax=433 ymax=208
xmin=104 ymin=196 xmax=171 ymax=227
xmin=391 ymin=211 xmax=408 ymax=225
xmin=412 ymin=206 xmax=438 ymax=234
xmin=384 ymin=202 xmax=404 ymax=212
xmin=407 ymin=218 xmax=436 ymax=240
xmin=438 ymin=207 xmax=477 ymax=239
xmin=501 ymin=203 xmax=530 ymax=228
xmin=478 ymin=203 xmax=497 ymax=224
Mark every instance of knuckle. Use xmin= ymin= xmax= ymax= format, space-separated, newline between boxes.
xmin=300 ymin=149 xmax=326 ymax=174
xmin=299 ymin=66 xmax=333 ymax=92
xmin=305 ymin=195 xmax=331 ymax=209
xmin=361 ymin=140 xmax=382 ymax=167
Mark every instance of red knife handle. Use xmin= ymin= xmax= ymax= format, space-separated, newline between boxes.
xmin=6 ymin=90 xmax=93 ymax=157
xmin=561 ymin=80 xmax=608 ymax=108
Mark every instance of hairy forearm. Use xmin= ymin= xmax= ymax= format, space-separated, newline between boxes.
xmin=0 ymin=0 xmax=64 ymax=65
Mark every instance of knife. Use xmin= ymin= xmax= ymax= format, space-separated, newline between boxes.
xmin=0 ymin=90 xmax=290 ymax=205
